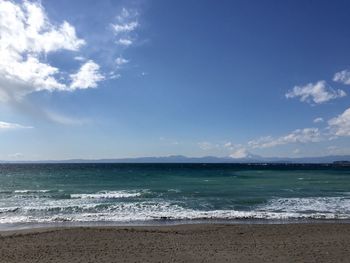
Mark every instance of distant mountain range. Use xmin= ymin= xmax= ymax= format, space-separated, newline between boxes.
xmin=1 ymin=154 xmax=350 ymax=164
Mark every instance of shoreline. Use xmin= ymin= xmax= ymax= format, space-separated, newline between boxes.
xmin=2 ymin=218 xmax=350 ymax=231
xmin=1 ymin=223 xmax=350 ymax=262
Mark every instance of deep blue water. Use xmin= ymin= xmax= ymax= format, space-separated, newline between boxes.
xmin=0 ymin=163 xmax=350 ymax=226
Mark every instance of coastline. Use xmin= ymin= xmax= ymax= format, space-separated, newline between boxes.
xmin=1 ymin=223 xmax=350 ymax=262
xmin=1 ymin=218 xmax=350 ymax=231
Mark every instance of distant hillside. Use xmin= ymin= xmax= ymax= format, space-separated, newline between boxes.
xmin=1 ymin=154 xmax=350 ymax=164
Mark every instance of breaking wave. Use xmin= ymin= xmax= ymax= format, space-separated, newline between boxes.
xmin=0 ymin=195 xmax=350 ymax=224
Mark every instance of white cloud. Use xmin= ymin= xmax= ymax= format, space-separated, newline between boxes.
xmin=333 ymin=69 xmax=350 ymax=85
xmin=108 ymin=71 xmax=121 ymax=80
xmin=116 ymin=8 xmax=134 ymax=22
xmin=115 ymin=57 xmax=129 ymax=66
xmin=74 ymin=56 xmax=86 ymax=61
xmin=285 ymin=81 xmax=346 ymax=104
xmin=117 ymin=38 xmax=133 ymax=46
xmin=248 ymin=128 xmax=322 ymax=149
xmin=223 ymin=141 xmax=243 ymax=151
xmin=197 ymin=140 xmax=248 ymax=157
xmin=224 ymin=142 xmax=233 ymax=148
xmin=0 ymin=0 xmax=86 ymax=101
xmin=248 ymin=136 xmax=275 ymax=149
xmin=112 ymin=8 xmax=138 ymax=47
xmin=328 ymin=107 xmax=350 ymax=136
xmin=111 ymin=42 xmax=132 ymax=80
xmin=0 ymin=121 xmax=32 ymax=130
xmin=229 ymin=148 xmax=249 ymax=159
xmin=112 ymin=21 xmax=138 ymax=33
xmin=313 ymin=117 xmax=324 ymax=123
xmin=70 ymin=61 xmax=104 ymax=90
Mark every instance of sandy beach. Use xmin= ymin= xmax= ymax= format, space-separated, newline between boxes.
xmin=0 ymin=223 xmax=349 ymax=262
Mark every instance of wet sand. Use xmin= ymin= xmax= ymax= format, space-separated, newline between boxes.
xmin=0 ymin=223 xmax=350 ymax=262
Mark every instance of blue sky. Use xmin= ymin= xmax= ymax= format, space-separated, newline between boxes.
xmin=1 ymin=0 xmax=350 ymax=160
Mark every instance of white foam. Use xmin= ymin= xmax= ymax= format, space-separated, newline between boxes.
xmin=167 ymin=189 xmax=181 ymax=193
xmin=70 ymin=190 xmax=143 ymax=199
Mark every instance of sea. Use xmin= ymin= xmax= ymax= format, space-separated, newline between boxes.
xmin=0 ymin=163 xmax=350 ymax=229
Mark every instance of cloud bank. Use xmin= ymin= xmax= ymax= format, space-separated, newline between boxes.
xmin=248 ymin=128 xmax=322 ymax=149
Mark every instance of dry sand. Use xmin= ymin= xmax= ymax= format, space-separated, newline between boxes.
xmin=0 ymin=223 xmax=350 ymax=262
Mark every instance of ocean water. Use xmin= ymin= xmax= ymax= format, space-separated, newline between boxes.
xmin=0 ymin=163 xmax=350 ymax=227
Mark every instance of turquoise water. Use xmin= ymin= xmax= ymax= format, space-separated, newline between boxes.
xmin=0 ymin=163 xmax=350 ymax=225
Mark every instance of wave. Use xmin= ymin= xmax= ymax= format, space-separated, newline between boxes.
xmin=70 ymin=190 xmax=144 ymax=199
xmin=259 ymin=197 xmax=350 ymax=214
xmin=14 ymin=190 xmax=52 ymax=194
xmin=0 ymin=189 xmax=54 ymax=195
xmin=0 ymin=196 xmax=350 ymax=224
xmin=0 ymin=207 xmax=19 ymax=214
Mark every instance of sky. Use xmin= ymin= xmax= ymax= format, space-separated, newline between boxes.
xmin=1 ymin=0 xmax=350 ymax=160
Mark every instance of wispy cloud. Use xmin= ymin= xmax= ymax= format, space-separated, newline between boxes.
xmin=333 ymin=69 xmax=350 ymax=85
xmin=327 ymin=145 xmax=350 ymax=155
xmin=8 ymin=152 xmax=24 ymax=159
xmin=197 ymin=140 xmax=250 ymax=158
xmin=313 ymin=117 xmax=324 ymax=123
xmin=44 ymin=111 xmax=90 ymax=126
xmin=115 ymin=57 xmax=129 ymax=67
xmin=74 ymin=56 xmax=86 ymax=61
xmin=108 ymin=71 xmax=121 ymax=80
xmin=229 ymin=148 xmax=250 ymax=159
xmin=111 ymin=8 xmax=139 ymax=39
xmin=112 ymin=8 xmax=139 ymax=47
xmin=243 ymin=107 xmax=350 ymax=151
xmin=106 ymin=8 xmax=141 ymax=80
xmin=117 ymin=38 xmax=133 ymax=46
xmin=0 ymin=121 xmax=33 ymax=130
xmin=223 ymin=142 xmax=235 ymax=150
xmin=248 ymin=128 xmax=322 ymax=149
xmin=285 ymin=81 xmax=346 ymax=104
xmin=198 ymin=141 xmax=215 ymax=150
xmin=112 ymin=21 xmax=138 ymax=33
xmin=159 ymin=137 xmax=179 ymax=145
xmin=197 ymin=92 xmax=350 ymax=156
